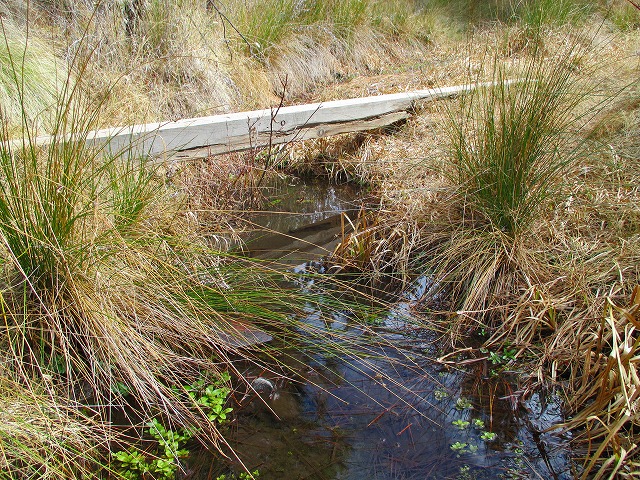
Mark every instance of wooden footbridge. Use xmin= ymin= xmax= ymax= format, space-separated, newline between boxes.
xmin=80 ymin=83 xmax=491 ymax=160
xmin=13 ymin=81 xmax=510 ymax=159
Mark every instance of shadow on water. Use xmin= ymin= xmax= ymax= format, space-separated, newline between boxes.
xmin=187 ymin=177 xmax=574 ymax=480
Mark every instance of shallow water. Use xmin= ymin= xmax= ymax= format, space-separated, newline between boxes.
xmin=188 ymin=177 xmax=574 ymax=480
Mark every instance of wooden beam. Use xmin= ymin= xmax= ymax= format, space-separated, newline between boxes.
xmin=169 ymin=111 xmax=409 ymax=161
xmin=11 ymin=82 xmax=504 ymax=160
xmin=89 ymin=83 xmax=483 ymax=159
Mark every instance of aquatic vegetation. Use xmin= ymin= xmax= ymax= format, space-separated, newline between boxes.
xmin=450 ymin=441 xmax=478 ymax=456
xmin=455 ymin=397 xmax=473 ymax=410
xmin=480 ymin=431 xmax=497 ymax=442
xmin=434 ymin=388 xmax=449 ymax=400
xmin=216 ymin=470 xmax=260 ymax=480
xmin=452 ymin=419 xmax=470 ymax=430
xmin=471 ymin=418 xmax=485 ymax=429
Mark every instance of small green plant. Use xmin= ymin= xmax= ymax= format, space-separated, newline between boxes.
xmin=111 ymin=381 xmax=132 ymax=397
xmin=450 ymin=441 xmax=477 ymax=456
xmin=452 ymin=419 xmax=470 ymax=430
xmin=455 ymin=397 xmax=472 ymax=410
xmin=481 ymin=347 xmax=517 ymax=366
xmin=456 ymin=464 xmax=476 ymax=480
xmin=488 ymin=351 xmax=503 ymax=365
xmin=451 ymin=441 xmax=468 ymax=453
xmin=434 ymin=388 xmax=449 ymax=400
xmin=183 ymin=373 xmax=233 ymax=423
xmin=147 ymin=418 xmax=192 ymax=459
xmin=112 ymin=419 xmax=193 ymax=480
xmin=112 ymin=449 xmax=150 ymax=480
xmin=216 ymin=470 xmax=260 ymax=480
xmin=472 ymin=418 xmax=485 ymax=429
xmin=480 ymin=431 xmax=497 ymax=441
xmin=362 ymin=312 xmax=385 ymax=326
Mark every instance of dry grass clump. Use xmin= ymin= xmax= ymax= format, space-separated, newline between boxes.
xmin=0 ymin=46 xmax=318 ymax=479
xmin=557 ymin=287 xmax=640 ymax=479
xmin=0 ymin=20 xmax=68 ymax=137
xmin=331 ymin=208 xmax=422 ymax=290
xmin=402 ymin=40 xmax=596 ymax=336
xmin=0 ymin=375 xmax=106 ymax=479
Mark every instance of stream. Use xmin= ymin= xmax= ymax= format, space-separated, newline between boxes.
xmin=189 ymin=177 xmax=574 ymax=480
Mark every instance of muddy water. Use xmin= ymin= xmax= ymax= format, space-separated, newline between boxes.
xmin=192 ymin=178 xmax=574 ymax=480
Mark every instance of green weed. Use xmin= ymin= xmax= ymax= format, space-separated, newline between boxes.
xmin=480 ymin=431 xmax=497 ymax=441
xmin=452 ymin=419 xmax=470 ymax=430
xmin=112 ymin=419 xmax=193 ymax=480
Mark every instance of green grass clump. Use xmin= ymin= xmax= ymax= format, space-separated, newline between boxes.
xmin=448 ymin=56 xmax=584 ymax=236
xmin=231 ymin=0 xmax=301 ymax=60
xmin=420 ymin=42 xmax=594 ymax=331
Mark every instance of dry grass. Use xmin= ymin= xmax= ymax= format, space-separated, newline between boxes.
xmin=556 ymin=287 xmax=640 ymax=479
xmin=0 ymin=374 xmax=107 ymax=479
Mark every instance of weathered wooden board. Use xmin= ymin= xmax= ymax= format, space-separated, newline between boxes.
xmin=169 ymin=111 xmax=409 ymax=161
xmin=86 ymin=83 xmax=483 ymax=159
xmin=10 ymin=81 xmax=507 ymax=160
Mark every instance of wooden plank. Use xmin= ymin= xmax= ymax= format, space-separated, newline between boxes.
xmin=10 ymin=82 xmax=508 ymax=159
xmin=170 ymin=111 xmax=409 ymax=161
xmin=86 ymin=83 xmax=482 ymax=159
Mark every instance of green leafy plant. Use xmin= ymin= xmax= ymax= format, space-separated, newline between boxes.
xmin=450 ymin=441 xmax=468 ymax=453
xmin=455 ymin=397 xmax=472 ymax=410
xmin=452 ymin=419 xmax=470 ymax=430
xmin=480 ymin=431 xmax=497 ymax=441
xmin=216 ymin=470 xmax=260 ymax=480
xmin=450 ymin=441 xmax=477 ymax=456
xmin=472 ymin=418 xmax=485 ymax=429
xmin=434 ymin=388 xmax=449 ymax=400
xmin=112 ymin=419 xmax=193 ymax=480
xmin=183 ymin=373 xmax=234 ymax=424
xmin=111 ymin=381 xmax=132 ymax=397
